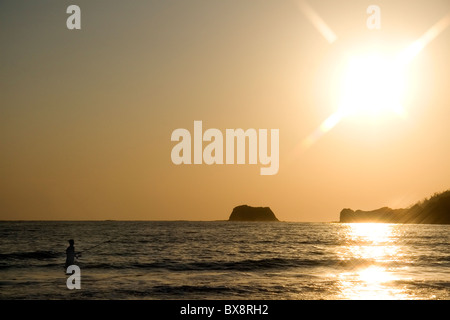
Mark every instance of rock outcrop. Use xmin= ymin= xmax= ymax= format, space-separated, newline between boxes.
xmin=229 ymin=205 xmax=279 ymax=222
xmin=340 ymin=190 xmax=450 ymax=224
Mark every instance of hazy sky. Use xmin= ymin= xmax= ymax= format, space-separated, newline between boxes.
xmin=1 ymin=0 xmax=449 ymax=221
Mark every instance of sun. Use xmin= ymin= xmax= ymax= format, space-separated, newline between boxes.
xmin=338 ymin=52 xmax=407 ymax=120
xmin=299 ymin=49 xmax=412 ymax=149
xmin=296 ymin=5 xmax=450 ymax=151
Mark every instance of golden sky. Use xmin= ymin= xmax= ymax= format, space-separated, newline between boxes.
xmin=1 ymin=0 xmax=449 ymax=221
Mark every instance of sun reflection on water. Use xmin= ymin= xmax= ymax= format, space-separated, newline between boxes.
xmin=336 ymin=223 xmax=413 ymax=300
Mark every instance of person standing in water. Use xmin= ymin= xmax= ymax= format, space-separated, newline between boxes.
xmin=65 ymin=239 xmax=76 ymax=268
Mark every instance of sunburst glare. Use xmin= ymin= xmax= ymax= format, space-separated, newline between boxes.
xmin=338 ymin=53 xmax=407 ymax=119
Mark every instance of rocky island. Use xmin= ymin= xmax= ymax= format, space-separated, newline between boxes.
xmin=229 ymin=205 xmax=279 ymax=222
xmin=340 ymin=190 xmax=450 ymax=224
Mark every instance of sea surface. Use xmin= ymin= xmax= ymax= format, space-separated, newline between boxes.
xmin=0 ymin=221 xmax=449 ymax=300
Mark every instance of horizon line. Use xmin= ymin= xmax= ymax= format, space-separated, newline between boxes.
xmin=0 ymin=219 xmax=335 ymax=223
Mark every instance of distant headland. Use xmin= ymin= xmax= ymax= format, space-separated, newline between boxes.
xmin=229 ymin=205 xmax=279 ymax=222
xmin=340 ymin=190 xmax=450 ymax=224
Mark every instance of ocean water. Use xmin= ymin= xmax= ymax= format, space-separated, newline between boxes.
xmin=0 ymin=221 xmax=449 ymax=300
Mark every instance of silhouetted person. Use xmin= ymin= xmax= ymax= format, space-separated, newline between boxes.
xmin=65 ymin=239 xmax=76 ymax=268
